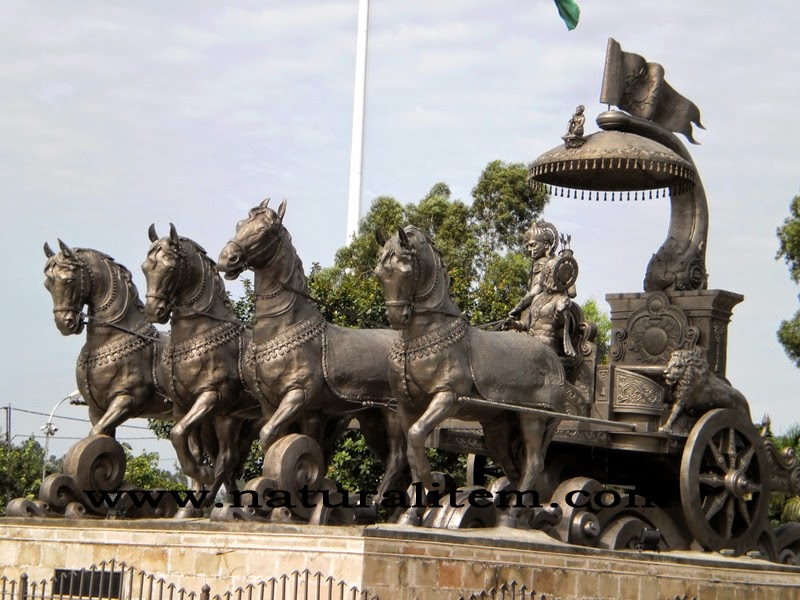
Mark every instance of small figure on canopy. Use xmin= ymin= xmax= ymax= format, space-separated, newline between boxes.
xmin=562 ymin=105 xmax=586 ymax=148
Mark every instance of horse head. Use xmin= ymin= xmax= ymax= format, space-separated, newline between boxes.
xmin=218 ymin=198 xmax=287 ymax=280
xmin=374 ymin=226 xmax=450 ymax=330
xmin=43 ymin=240 xmax=91 ymax=335
xmin=141 ymin=223 xmax=189 ymax=324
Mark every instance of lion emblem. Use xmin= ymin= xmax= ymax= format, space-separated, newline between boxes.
xmin=659 ymin=348 xmax=751 ymax=434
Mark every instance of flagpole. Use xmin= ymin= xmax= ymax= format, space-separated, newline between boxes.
xmin=346 ymin=0 xmax=370 ymax=244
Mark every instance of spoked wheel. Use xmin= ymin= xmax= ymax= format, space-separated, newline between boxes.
xmin=680 ymin=408 xmax=770 ymax=555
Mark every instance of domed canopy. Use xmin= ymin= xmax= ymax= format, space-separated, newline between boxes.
xmin=528 ymin=129 xmax=696 ymax=201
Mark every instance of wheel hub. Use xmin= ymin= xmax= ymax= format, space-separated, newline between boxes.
xmin=725 ymin=469 xmax=752 ymax=501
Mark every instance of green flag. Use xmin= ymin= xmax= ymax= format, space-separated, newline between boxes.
xmin=553 ymin=0 xmax=580 ymax=30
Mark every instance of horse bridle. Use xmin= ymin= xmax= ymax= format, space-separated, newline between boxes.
xmin=382 ymin=237 xmax=462 ymax=320
xmin=144 ymin=239 xmax=189 ymax=308
xmin=50 ymin=253 xmax=91 ymax=317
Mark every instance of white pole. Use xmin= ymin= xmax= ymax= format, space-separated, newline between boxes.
xmin=346 ymin=0 xmax=370 ymax=244
xmin=40 ymin=391 xmax=80 ymax=482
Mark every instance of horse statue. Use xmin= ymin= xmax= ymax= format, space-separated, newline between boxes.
xmin=44 ymin=240 xmax=173 ymax=435
xmin=142 ymin=224 xmax=263 ymax=504
xmin=374 ymin=226 xmax=566 ymax=527
xmin=216 ymin=199 xmax=408 ymax=502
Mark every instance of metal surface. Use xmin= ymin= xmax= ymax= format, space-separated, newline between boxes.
xmin=262 ymin=433 xmax=325 ymax=520
xmin=43 ymin=241 xmax=173 ymax=435
xmin=459 ymin=396 xmax=635 ymax=430
xmin=142 ymin=223 xmax=261 ymax=506
xmin=528 ymin=39 xmax=710 ymax=292
xmin=218 ymin=199 xmax=408 ymax=502
xmin=374 ymin=226 xmax=565 ymax=527
xmin=679 ymin=408 xmax=770 ymax=554
xmin=0 ymin=561 xmax=378 ymax=600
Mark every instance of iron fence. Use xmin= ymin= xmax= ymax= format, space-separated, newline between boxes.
xmin=457 ymin=582 xmax=559 ymax=600
xmin=0 ymin=562 xmax=377 ymax=600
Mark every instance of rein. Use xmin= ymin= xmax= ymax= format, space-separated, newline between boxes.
xmin=82 ymin=313 xmax=162 ymax=342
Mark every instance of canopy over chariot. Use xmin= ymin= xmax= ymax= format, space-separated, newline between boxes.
xmin=14 ymin=38 xmax=800 ymax=565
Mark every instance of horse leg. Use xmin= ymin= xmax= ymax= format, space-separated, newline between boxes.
xmin=502 ymin=415 xmax=556 ymax=528
xmin=169 ymin=390 xmax=219 ymax=486
xmin=211 ymin=415 xmax=243 ymax=503
xmin=399 ymin=390 xmax=458 ymax=525
xmin=357 ymin=408 xmax=408 ymax=502
xmin=258 ymin=388 xmax=308 ymax=465
xmin=90 ymin=394 xmax=135 ymax=436
xmin=480 ymin=417 xmax=521 ymax=484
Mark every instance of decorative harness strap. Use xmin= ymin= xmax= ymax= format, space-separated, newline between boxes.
xmin=390 ymin=317 xmax=467 ymax=363
xmin=247 ymin=313 xmax=326 ymax=364
xmin=78 ymin=322 xmax=160 ymax=370
xmin=162 ymin=320 xmax=245 ymax=365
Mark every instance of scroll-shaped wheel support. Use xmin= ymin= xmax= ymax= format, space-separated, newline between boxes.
xmin=680 ymin=408 xmax=770 ymax=555
xmin=596 ymin=111 xmax=709 ymax=291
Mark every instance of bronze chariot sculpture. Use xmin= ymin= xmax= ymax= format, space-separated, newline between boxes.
xmin=13 ymin=38 xmax=800 ymax=566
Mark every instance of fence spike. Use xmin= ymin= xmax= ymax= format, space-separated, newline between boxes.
xmin=20 ymin=573 xmax=28 ymax=600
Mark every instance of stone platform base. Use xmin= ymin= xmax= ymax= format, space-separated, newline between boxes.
xmin=1 ymin=519 xmax=799 ymax=599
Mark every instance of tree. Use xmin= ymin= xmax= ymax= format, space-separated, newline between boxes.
xmin=581 ymin=298 xmax=612 ymax=364
xmin=768 ymin=423 xmax=800 ymax=525
xmin=0 ymin=437 xmax=46 ymax=516
xmin=776 ymin=194 xmax=800 ymax=365
xmin=122 ymin=444 xmax=187 ymax=490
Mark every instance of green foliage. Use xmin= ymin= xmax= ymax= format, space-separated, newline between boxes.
xmin=776 ymin=194 xmax=800 ymax=365
xmin=122 ymin=444 xmax=186 ymax=490
xmin=777 ymin=195 xmax=800 ymax=284
xmin=229 ymin=278 xmax=256 ymax=326
xmin=240 ymin=439 xmax=263 ymax=482
xmin=147 ymin=418 xmax=172 ymax=440
xmin=471 ymin=160 xmax=548 ymax=257
xmin=769 ymin=424 xmax=800 ymax=525
xmin=311 ymin=162 xmax=549 ymax=329
xmin=581 ymin=298 xmax=612 ymax=364
xmin=0 ymin=437 xmax=46 ymax=515
xmin=326 ymin=430 xmax=384 ymax=493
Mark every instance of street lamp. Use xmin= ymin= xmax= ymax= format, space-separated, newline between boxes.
xmin=41 ymin=390 xmax=82 ymax=482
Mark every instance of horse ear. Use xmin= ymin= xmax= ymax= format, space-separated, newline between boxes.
xmin=169 ymin=223 xmax=179 ymax=244
xmin=397 ymin=227 xmax=411 ymax=250
xmin=375 ymin=228 xmax=387 ymax=247
xmin=148 ymin=224 xmax=159 ymax=243
xmin=58 ymin=239 xmax=75 ymax=258
xmin=260 ymin=198 xmax=271 ymax=209
xmin=44 ymin=242 xmax=55 ymax=258
xmin=277 ymin=199 xmax=287 ymax=222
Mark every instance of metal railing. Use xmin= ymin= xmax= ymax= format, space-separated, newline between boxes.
xmin=0 ymin=562 xmax=377 ymax=600
xmin=457 ymin=582 xmax=560 ymax=600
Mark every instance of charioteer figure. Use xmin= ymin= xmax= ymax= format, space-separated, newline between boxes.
xmin=508 ymin=224 xmax=580 ymax=358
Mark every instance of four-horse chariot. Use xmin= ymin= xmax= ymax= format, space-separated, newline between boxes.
xmin=16 ymin=38 xmax=800 ymax=566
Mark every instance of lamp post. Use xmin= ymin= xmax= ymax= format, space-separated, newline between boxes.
xmin=41 ymin=390 xmax=81 ymax=482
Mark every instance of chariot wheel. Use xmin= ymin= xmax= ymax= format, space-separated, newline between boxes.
xmin=262 ymin=434 xmax=325 ymax=520
xmin=680 ymin=408 xmax=770 ymax=555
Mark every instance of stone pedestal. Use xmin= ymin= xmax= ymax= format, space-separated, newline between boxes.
xmin=2 ymin=519 xmax=799 ymax=600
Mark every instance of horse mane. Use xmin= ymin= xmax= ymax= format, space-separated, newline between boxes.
xmin=279 ymin=227 xmax=309 ymax=293
xmin=383 ymin=226 xmax=452 ymax=303
xmin=179 ymin=236 xmax=217 ymax=269
xmin=76 ymin=248 xmax=145 ymax=313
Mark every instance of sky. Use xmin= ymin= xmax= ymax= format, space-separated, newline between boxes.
xmin=1 ymin=1 xmax=799 ymax=467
